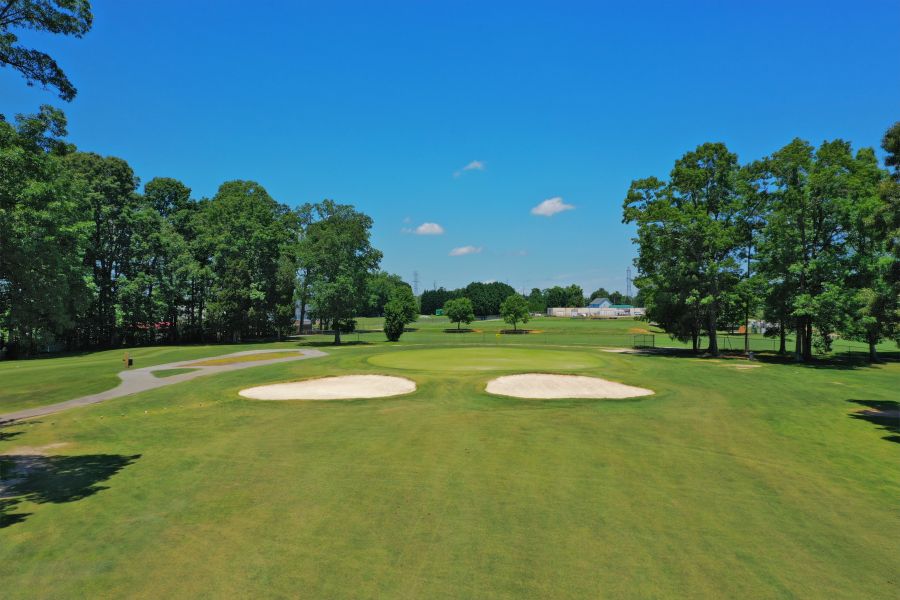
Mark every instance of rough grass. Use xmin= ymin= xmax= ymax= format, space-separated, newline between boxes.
xmin=1 ymin=338 xmax=898 ymax=598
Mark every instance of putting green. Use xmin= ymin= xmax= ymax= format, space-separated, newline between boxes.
xmin=367 ymin=346 xmax=605 ymax=372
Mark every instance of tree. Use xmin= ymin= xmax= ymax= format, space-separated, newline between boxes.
xmin=877 ymin=123 xmax=900 ymax=347
xmin=526 ymin=287 xmax=546 ymax=313
xmin=545 ymin=286 xmax=569 ymax=308
xmin=198 ymin=181 xmax=297 ymax=342
xmin=565 ymin=284 xmax=584 ymax=307
xmin=66 ymin=151 xmax=141 ymax=347
xmin=364 ymin=271 xmax=409 ymax=317
xmin=420 ymin=287 xmax=456 ymax=316
xmin=0 ymin=0 xmax=93 ymax=102
xmin=624 ymin=143 xmax=744 ymax=355
xmin=463 ymin=281 xmax=515 ymax=317
xmin=500 ymin=294 xmax=530 ymax=331
xmin=0 ymin=107 xmax=87 ymax=355
xmin=383 ymin=285 xmax=418 ymax=342
xmin=301 ymin=200 xmax=381 ymax=344
xmin=443 ymin=297 xmax=474 ymax=330
xmin=841 ymin=142 xmax=897 ymax=360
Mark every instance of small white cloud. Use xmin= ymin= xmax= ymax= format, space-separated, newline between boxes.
xmin=531 ymin=196 xmax=575 ymax=217
xmin=449 ymin=245 xmax=483 ymax=256
xmin=415 ymin=222 xmax=445 ymax=235
xmin=402 ymin=216 xmax=412 ymax=224
xmin=454 ymin=160 xmax=486 ymax=177
xmin=482 ymin=279 xmax=496 ymax=284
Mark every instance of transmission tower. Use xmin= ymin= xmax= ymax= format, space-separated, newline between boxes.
xmin=412 ymin=271 xmax=419 ymax=295
xmin=626 ymin=267 xmax=632 ymax=300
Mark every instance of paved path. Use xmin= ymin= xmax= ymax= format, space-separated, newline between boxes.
xmin=0 ymin=348 xmax=328 ymax=423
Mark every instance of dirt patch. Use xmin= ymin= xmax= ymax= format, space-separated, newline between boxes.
xmin=629 ymin=327 xmax=651 ymax=334
xmin=485 ymin=374 xmax=653 ymax=399
xmin=0 ymin=442 xmax=69 ymax=456
xmin=239 ymin=375 xmax=416 ymax=400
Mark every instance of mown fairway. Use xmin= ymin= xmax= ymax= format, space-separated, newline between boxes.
xmin=1 ymin=323 xmax=898 ymax=598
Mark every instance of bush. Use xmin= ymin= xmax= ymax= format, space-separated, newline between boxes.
xmin=383 ymin=286 xmax=418 ymax=342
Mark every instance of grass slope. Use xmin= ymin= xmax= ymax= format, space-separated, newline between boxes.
xmin=1 ymin=341 xmax=898 ymax=598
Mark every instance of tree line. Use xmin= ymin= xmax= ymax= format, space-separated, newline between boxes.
xmin=0 ymin=107 xmax=404 ymax=355
xmin=624 ymin=125 xmax=900 ymax=361
xmin=420 ymin=283 xmax=637 ymax=317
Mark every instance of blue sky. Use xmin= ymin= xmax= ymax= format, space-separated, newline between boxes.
xmin=3 ymin=1 xmax=899 ymax=294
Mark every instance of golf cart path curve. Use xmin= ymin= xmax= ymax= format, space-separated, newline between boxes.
xmin=0 ymin=348 xmax=327 ymax=423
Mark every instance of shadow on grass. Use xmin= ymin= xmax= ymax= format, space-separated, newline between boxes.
xmin=848 ymin=400 xmax=900 ymax=445
xmin=0 ymin=425 xmax=24 ymax=442
xmin=1 ymin=453 xmax=141 ymax=528
xmin=626 ymin=348 xmax=900 ymax=371
xmin=297 ymin=340 xmax=374 ymax=348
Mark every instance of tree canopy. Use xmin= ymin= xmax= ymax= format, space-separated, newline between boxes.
xmin=0 ymin=0 xmax=93 ymax=101
xmin=500 ymin=294 xmax=529 ymax=331
xmin=625 ymin=130 xmax=897 ymax=360
xmin=443 ymin=297 xmax=474 ymax=330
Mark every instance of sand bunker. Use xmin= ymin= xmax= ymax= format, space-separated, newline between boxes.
xmin=238 ymin=375 xmax=416 ymax=400
xmin=485 ymin=374 xmax=653 ymax=399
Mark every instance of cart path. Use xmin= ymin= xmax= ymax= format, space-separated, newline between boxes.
xmin=0 ymin=348 xmax=328 ymax=423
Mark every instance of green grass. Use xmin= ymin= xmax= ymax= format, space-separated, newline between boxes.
xmin=0 ymin=342 xmax=305 ymax=413
xmin=1 ymin=324 xmax=898 ymax=598
xmin=367 ymin=346 xmax=605 ymax=371
xmin=150 ymin=368 xmax=200 ymax=378
xmin=186 ymin=351 xmax=303 ymax=366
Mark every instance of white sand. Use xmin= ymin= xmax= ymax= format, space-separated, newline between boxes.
xmin=485 ymin=373 xmax=653 ymax=399
xmin=238 ymin=375 xmax=416 ymax=400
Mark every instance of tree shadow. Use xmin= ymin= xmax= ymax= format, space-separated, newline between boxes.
xmin=848 ymin=400 xmax=900 ymax=444
xmin=0 ymin=426 xmax=24 ymax=443
xmin=297 ymin=340 xmax=373 ymax=347
xmin=626 ymin=348 xmax=900 ymax=371
xmin=1 ymin=453 xmax=140 ymax=528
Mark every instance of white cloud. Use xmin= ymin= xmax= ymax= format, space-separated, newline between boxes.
xmin=449 ymin=245 xmax=483 ymax=256
xmin=531 ymin=196 xmax=575 ymax=217
xmin=415 ymin=222 xmax=445 ymax=235
xmin=454 ymin=160 xmax=486 ymax=177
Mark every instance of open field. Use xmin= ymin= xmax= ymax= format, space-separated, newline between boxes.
xmin=1 ymin=320 xmax=898 ymax=598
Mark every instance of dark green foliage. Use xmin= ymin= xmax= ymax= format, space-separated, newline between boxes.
xmin=300 ymin=200 xmax=382 ymax=344
xmin=526 ymin=288 xmax=546 ymax=313
xmin=364 ymin=271 xmax=411 ymax=317
xmin=0 ymin=0 xmax=93 ymax=101
xmin=626 ymin=129 xmax=897 ymax=361
xmin=420 ymin=287 xmax=459 ymax=315
xmin=383 ymin=285 xmax=417 ymax=342
xmin=464 ymin=281 xmax=516 ymax=317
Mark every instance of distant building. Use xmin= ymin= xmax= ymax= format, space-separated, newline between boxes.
xmin=547 ymin=301 xmax=644 ymax=318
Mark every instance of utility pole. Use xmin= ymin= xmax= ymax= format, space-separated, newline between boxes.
xmin=626 ymin=267 xmax=632 ymax=301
